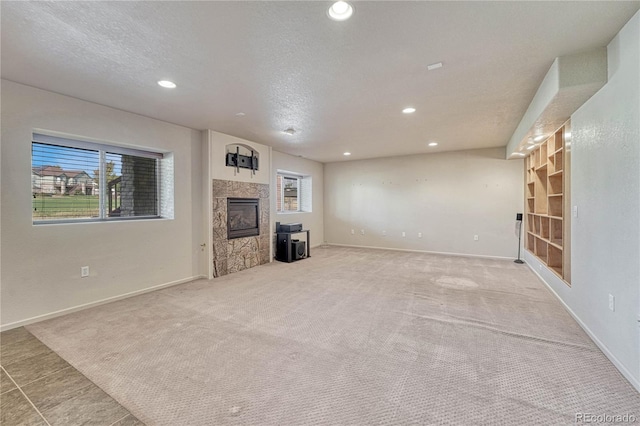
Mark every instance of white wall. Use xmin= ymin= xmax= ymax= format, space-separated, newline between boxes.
xmin=271 ymin=151 xmax=324 ymax=248
xmin=324 ymin=147 xmax=523 ymax=258
xmin=529 ymin=11 xmax=640 ymax=390
xmin=0 ymin=80 xmax=204 ymax=328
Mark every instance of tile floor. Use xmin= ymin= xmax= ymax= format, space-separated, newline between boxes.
xmin=1 ymin=327 xmax=144 ymax=426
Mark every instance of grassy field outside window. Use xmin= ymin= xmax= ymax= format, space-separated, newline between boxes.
xmin=32 ymin=195 xmax=100 ymax=220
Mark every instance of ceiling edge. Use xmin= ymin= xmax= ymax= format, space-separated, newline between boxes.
xmin=506 ymin=48 xmax=607 ymax=159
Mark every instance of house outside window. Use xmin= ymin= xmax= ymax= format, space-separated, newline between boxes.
xmin=282 ymin=176 xmax=299 ymax=211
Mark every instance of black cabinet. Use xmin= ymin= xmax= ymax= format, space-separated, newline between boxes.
xmin=275 ymin=230 xmax=311 ymax=263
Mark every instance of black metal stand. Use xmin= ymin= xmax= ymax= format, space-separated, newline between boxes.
xmin=276 ymin=230 xmax=311 ymax=263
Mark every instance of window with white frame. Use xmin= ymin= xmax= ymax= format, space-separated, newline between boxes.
xmin=276 ymin=171 xmax=312 ymax=213
xmin=31 ymin=133 xmax=173 ymax=223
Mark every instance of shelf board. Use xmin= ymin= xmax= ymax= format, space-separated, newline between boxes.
xmin=549 ymin=170 xmax=563 ymax=177
xmin=530 ymin=233 xmax=548 ymax=242
xmin=548 ymin=215 xmax=562 ymax=220
xmin=535 ymin=163 xmax=548 ymax=171
xmin=528 ymin=233 xmax=564 ymax=250
xmin=549 ymin=240 xmax=563 ymax=249
xmin=548 ymin=193 xmax=563 ymax=197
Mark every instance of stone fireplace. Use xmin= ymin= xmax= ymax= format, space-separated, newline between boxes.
xmin=212 ymin=179 xmax=269 ymax=277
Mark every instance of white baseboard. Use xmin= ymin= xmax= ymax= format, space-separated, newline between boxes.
xmin=325 ymin=243 xmax=514 ymax=261
xmin=526 ymin=263 xmax=640 ymax=393
xmin=0 ymin=275 xmax=206 ymax=332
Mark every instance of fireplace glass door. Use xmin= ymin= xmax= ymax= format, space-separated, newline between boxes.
xmin=227 ymin=198 xmax=260 ymax=239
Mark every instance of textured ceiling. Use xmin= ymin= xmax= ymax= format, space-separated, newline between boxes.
xmin=2 ymin=1 xmax=639 ymax=163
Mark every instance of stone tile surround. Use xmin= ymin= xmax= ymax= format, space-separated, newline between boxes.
xmin=212 ymin=179 xmax=270 ymax=277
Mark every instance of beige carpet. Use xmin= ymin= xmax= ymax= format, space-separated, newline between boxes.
xmin=27 ymin=246 xmax=639 ymax=425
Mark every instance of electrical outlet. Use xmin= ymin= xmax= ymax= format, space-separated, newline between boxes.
xmin=474 ymin=235 xmax=479 ymax=241
xmin=402 ymin=231 xmax=406 ymax=237
xmin=609 ymin=294 xmax=615 ymax=312
xmin=382 ymin=230 xmax=386 ymax=236
xmin=418 ymin=232 xmax=422 ymax=238
xmin=351 ymin=229 xmax=355 ymax=235
xmin=81 ymin=266 xmax=89 ymax=278
xmin=360 ymin=229 xmax=365 ymax=235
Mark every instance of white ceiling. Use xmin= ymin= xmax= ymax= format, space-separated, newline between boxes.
xmin=2 ymin=1 xmax=639 ymax=163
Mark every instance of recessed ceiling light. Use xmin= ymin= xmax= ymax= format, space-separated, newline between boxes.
xmin=343 ymin=152 xmax=351 ymax=156
xmin=235 ymin=112 xmax=245 ymax=117
xmin=515 ymin=152 xmax=526 ymax=157
xmin=534 ymin=135 xmax=546 ymax=142
xmin=428 ymin=142 xmax=438 ymax=147
xmin=157 ymin=80 xmax=176 ymax=89
xmin=328 ymin=1 xmax=353 ymax=21
xmin=283 ymin=128 xmax=296 ymax=136
xmin=527 ymin=145 xmax=536 ymax=150
xmin=427 ymin=62 xmax=443 ymax=71
xmin=402 ymin=107 xmax=416 ymax=114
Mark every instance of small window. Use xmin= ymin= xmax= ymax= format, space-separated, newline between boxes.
xmin=32 ymin=133 xmax=172 ymax=223
xmin=276 ymin=171 xmax=312 ymax=213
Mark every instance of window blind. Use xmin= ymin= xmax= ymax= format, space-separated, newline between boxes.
xmin=32 ymin=135 xmax=165 ymax=223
